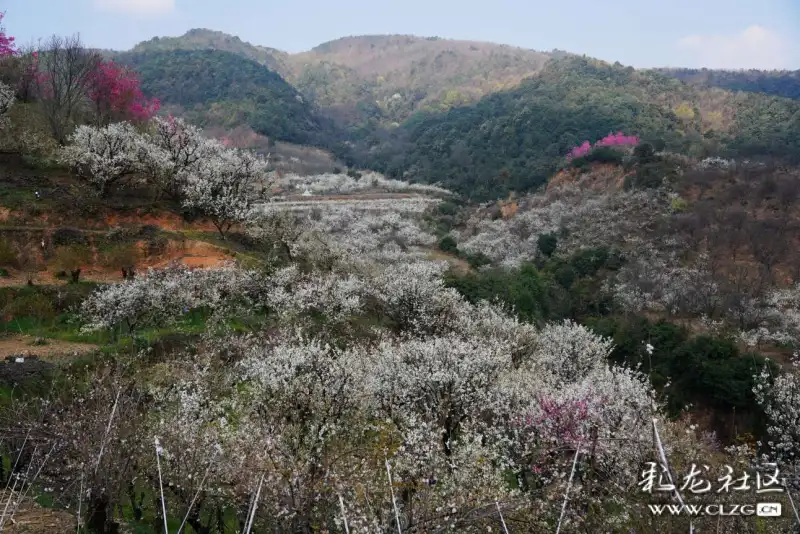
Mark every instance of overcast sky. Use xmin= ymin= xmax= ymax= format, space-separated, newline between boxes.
xmin=4 ymin=0 xmax=800 ymax=70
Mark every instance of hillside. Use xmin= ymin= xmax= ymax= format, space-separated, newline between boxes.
xmin=121 ymin=31 xmax=800 ymax=201
xmin=4 ymin=22 xmax=800 ymax=531
xmin=130 ymin=28 xmax=293 ymax=76
xmin=291 ymin=35 xmax=554 ymax=127
xmin=659 ymin=67 xmax=800 ymax=100
xmin=114 ymin=49 xmax=341 ymax=148
xmin=358 ymin=56 xmax=800 ymax=199
xmin=129 ymin=30 xmax=556 ymax=129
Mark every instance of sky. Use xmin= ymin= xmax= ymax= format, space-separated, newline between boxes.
xmin=3 ymin=0 xmax=799 ymax=70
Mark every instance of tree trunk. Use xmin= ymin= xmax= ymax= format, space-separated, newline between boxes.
xmin=87 ymin=493 xmax=120 ymax=534
xmin=187 ymin=509 xmax=213 ymax=534
xmin=70 ymin=269 xmax=81 ymax=283
xmin=213 ymin=220 xmax=227 ymax=241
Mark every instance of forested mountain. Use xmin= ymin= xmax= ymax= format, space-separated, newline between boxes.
xmin=290 ymin=35 xmax=554 ymax=128
xmin=659 ymin=67 xmax=800 ymax=100
xmin=121 ymin=31 xmax=800 ymax=201
xmin=114 ymin=49 xmax=341 ymax=148
xmin=130 ymin=28 xmax=293 ymax=76
xmin=358 ymin=57 xmax=800 ymax=199
xmin=128 ymin=30 xmax=556 ymax=130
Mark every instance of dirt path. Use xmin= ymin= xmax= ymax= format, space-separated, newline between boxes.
xmin=0 ymin=335 xmax=98 ymax=360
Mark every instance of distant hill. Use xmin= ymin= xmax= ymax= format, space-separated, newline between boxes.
xmin=658 ymin=68 xmax=800 ymax=100
xmin=120 ymin=31 xmax=800 ymax=201
xmin=128 ymin=30 xmax=556 ymax=130
xmin=114 ymin=49 xmax=341 ymax=149
xmin=290 ymin=35 xmax=553 ymax=128
xmin=357 ymin=57 xmax=800 ymax=199
xmin=130 ymin=28 xmax=293 ymax=77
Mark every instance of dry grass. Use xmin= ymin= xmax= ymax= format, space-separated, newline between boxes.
xmin=0 ymin=335 xmax=98 ymax=361
xmin=0 ymin=490 xmax=76 ymax=533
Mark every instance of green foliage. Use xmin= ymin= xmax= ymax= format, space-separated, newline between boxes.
xmin=2 ymin=292 xmax=56 ymax=321
xmin=116 ymin=49 xmax=341 ymax=148
xmin=352 ymin=57 xmax=800 ymax=200
xmin=438 ymin=235 xmax=458 ymax=254
xmin=52 ymin=227 xmax=88 ymax=247
xmin=51 ymin=245 xmax=92 ymax=283
xmin=445 ymin=263 xmax=550 ymax=323
xmin=671 ymin=196 xmax=689 ymax=212
xmin=570 ymin=146 xmax=626 ymax=170
xmin=585 ymin=315 xmax=777 ymax=426
xmin=661 ymin=68 xmax=800 ymax=100
xmin=0 ymin=239 xmax=15 ymax=268
xmin=102 ymin=244 xmax=140 ymax=274
xmin=536 ymin=233 xmax=557 ymax=257
xmin=463 ymin=251 xmax=491 ymax=270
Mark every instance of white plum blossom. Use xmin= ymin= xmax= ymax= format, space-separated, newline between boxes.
xmin=59 ymin=122 xmax=146 ymax=195
xmin=275 ymin=171 xmax=452 ymax=197
xmin=140 ymin=115 xmax=227 ymax=199
xmin=0 ymin=81 xmax=14 ymax=125
xmin=80 ymin=263 xmax=267 ymax=333
xmin=182 ymin=147 xmax=270 ymax=239
xmin=454 ymin=186 xmax=672 ymax=267
xmin=753 ymin=356 xmax=800 ymax=480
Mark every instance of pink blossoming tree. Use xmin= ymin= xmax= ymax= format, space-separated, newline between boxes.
xmin=0 ymin=13 xmax=16 ymax=58
xmin=566 ymin=131 xmax=640 ymax=161
xmin=87 ymin=60 xmax=160 ymax=126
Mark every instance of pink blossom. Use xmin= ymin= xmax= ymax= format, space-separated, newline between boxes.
xmin=567 ymin=141 xmax=592 ymax=160
xmin=0 ymin=13 xmax=16 ymax=58
xmin=595 ymin=131 xmax=640 ymax=148
xmin=87 ymin=60 xmax=160 ymax=123
xmin=566 ymin=131 xmax=639 ymax=161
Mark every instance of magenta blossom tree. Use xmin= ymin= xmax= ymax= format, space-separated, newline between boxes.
xmin=0 ymin=13 xmax=16 ymax=58
xmin=566 ymin=131 xmax=639 ymax=161
xmin=87 ymin=60 xmax=160 ymax=126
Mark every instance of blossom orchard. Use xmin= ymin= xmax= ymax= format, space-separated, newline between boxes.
xmin=60 ymin=115 xmax=270 ymax=236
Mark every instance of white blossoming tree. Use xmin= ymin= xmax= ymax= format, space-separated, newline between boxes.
xmin=140 ymin=115 xmax=225 ymax=200
xmin=59 ymin=121 xmax=145 ymax=196
xmin=0 ymin=81 xmax=15 ymax=126
xmin=182 ymin=148 xmax=269 ymax=239
xmin=753 ymin=356 xmax=800 ymax=485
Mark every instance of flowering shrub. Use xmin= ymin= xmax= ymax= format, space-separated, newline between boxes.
xmin=753 ymin=356 xmax=800 ymax=488
xmin=181 ymin=147 xmax=268 ymax=238
xmin=142 ymin=115 xmax=226 ymax=200
xmin=80 ymin=263 xmax=268 ymax=333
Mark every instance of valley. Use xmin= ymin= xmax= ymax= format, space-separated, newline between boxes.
xmin=0 ymin=12 xmax=797 ymax=534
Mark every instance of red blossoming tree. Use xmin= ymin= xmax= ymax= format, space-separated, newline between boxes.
xmin=87 ymin=60 xmax=160 ymax=126
xmin=0 ymin=13 xmax=16 ymax=58
xmin=566 ymin=131 xmax=640 ymax=161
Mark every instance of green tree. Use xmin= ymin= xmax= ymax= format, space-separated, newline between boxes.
xmin=438 ymin=235 xmax=459 ymax=255
xmin=537 ymin=233 xmax=558 ymax=257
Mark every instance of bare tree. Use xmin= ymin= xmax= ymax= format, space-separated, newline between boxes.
xmin=14 ymin=242 xmax=43 ymax=286
xmin=36 ymin=34 xmax=99 ymax=145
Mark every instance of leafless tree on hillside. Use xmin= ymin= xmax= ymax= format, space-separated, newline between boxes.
xmin=36 ymin=34 xmax=100 ymax=145
xmin=14 ymin=242 xmax=43 ymax=286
